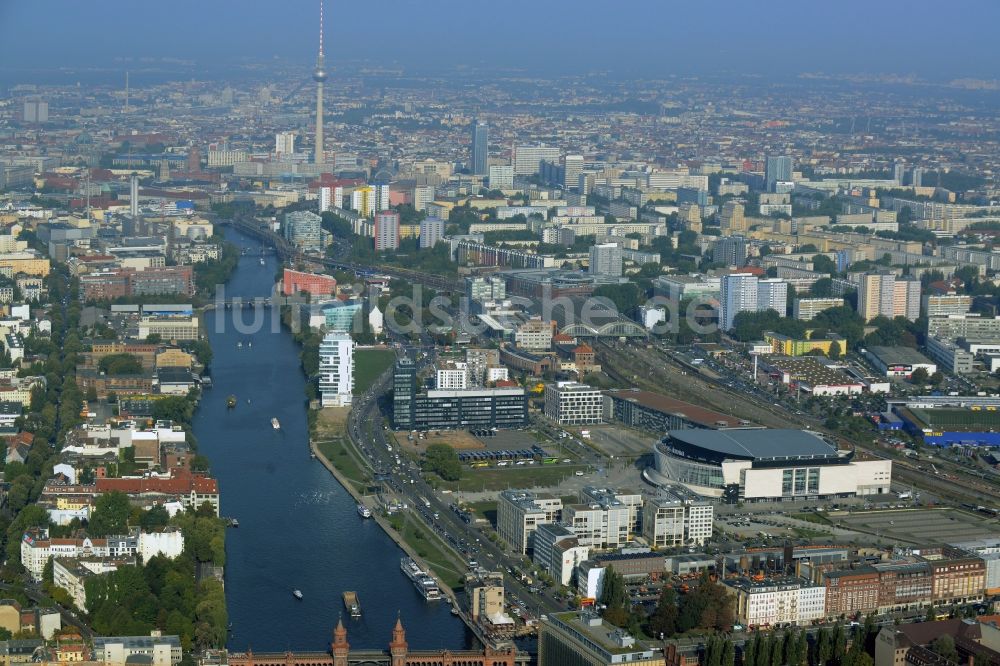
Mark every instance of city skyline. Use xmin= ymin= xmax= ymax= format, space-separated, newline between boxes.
xmin=2 ymin=1 xmax=1000 ymax=79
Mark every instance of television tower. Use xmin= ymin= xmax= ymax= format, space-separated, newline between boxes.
xmin=313 ymin=0 xmax=327 ymax=165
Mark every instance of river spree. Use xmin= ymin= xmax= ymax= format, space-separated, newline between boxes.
xmin=192 ymin=229 xmax=470 ymax=652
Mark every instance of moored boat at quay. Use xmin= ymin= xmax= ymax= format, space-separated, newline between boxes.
xmin=400 ymin=558 xmax=441 ymax=601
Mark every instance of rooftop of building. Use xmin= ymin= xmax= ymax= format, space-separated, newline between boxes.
xmin=761 ymin=355 xmax=859 ymax=387
xmin=867 ymin=345 xmax=936 ymax=365
xmin=724 ymin=576 xmax=819 ymax=592
xmin=550 ymin=381 xmax=600 ymax=393
xmin=93 ymin=635 xmax=182 ymax=649
xmin=547 ymin=612 xmax=651 ymax=657
xmin=499 ymin=489 xmax=561 ymax=510
xmin=604 ymin=388 xmax=751 ymax=429
xmin=665 ymin=428 xmax=839 ymax=461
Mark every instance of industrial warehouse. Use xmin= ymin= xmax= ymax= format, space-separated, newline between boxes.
xmin=649 ymin=428 xmax=892 ymax=502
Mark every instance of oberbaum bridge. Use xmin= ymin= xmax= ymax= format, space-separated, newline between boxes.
xmin=224 ymin=618 xmax=521 ymax=666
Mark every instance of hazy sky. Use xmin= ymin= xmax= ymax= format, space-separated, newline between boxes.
xmin=1 ymin=0 xmax=999 ymax=80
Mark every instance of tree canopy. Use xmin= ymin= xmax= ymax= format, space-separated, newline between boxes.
xmin=423 ymin=443 xmax=461 ymax=481
xmin=98 ymin=353 xmax=144 ymax=376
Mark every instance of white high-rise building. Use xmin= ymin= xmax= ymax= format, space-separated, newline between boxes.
xmin=720 ymin=273 xmax=759 ymax=331
xmin=489 ymin=165 xmax=514 ymax=190
xmin=129 ymin=174 xmax=139 ymax=219
xmin=22 ymin=100 xmax=48 ymax=123
xmin=419 ymin=217 xmax=446 ymax=249
xmin=413 ymin=185 xmax=435 ymax=212
xmin=436 ymin=362 xmax=469 ymax=390
xmin=275 ymin=132 xmax=296 ymax=158
xmin=757 ymin=278 xmax=788 ymax=315
xmin=719 ymin=274 xmax=788 ymax=330
xmin=514 ymin=145 xmax=561 ymax=175
xmin=319 ymin=185 xmax=344 ymax=212
xmin=563 ymin=155 xmax=584 ymax=191
xmin=375 ymin=184 xmax=391 ymax=212
xmin=319 ymin=331 xmax=354 ymax=407
xmin=589 ymin=243 xmax=623 ymax=277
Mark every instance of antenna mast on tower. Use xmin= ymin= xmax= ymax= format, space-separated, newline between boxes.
xmin=313 ymin=0 xmax=328 ymax=165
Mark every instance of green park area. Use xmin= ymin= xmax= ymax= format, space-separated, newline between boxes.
xmin=436 ymin=463 xmax=588 ymax=492
xmin=354 ymin=348 xmax=396 ymax=395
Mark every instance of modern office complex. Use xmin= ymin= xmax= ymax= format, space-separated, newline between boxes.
xmin=651 ymin=428 xmax=892 ymax=502
xmin=544 ymin=382 xmax=603 ymax=425
xmin=641 ymin=492 xmax=714 ymax=547
xmin=391 ymin=359 xmax=527 ymax=430
xmin=513 ymin=145 xmax=561 ymax=175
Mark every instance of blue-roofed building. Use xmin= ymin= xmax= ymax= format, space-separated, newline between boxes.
xmin=650 ymin=428 xmax=892 ymax=503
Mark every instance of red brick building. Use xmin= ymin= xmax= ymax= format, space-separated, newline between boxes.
xmin=282 ymin=268 xmax=337 ymax=297
xmin=823 ymin=567 xmax=881 ymax=617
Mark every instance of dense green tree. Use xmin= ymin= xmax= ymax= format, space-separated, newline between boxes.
xmin=832 ymin=623 xmax=847 ymax=666
xmin=770 ymin=633 xmax=783 ymax=666
xmin=812 ymin=254 xmax=838 ymax=275
xmin=423 ymin=443 xmax=462 ymax=481
xmin=138 ymin=505 xmax=171 ymax=531
xmin=646 ymin=585 xmax=678 ymax=638
xmin=746 ymin=633 xmax=761 ymax=666
xmin=593 ymin=283 xmax=643 ymax=314
xmin=723 ymin=638 xmax=736 ymax=666
xmin=910 ymin=367 xmax=930 ymax=385
xmin=88 ymin=491 xmax=132 ymax=536
xmin=931 ymin=636 xmax=958 ymax=664
xmin=152 ymin=395 xmax=195 ymax=426
xmin=817 ymin=627 xmax=832 ymax=666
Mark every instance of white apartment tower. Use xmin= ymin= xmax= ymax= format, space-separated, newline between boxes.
xmin=720 ymin=273 xmax=758 ymax=331
xmin=275 ymin=132 xmax=296 ymax=158
xmin=319 ymin=331 xmax=354 ymax=407
xmin=588 ymin=243 xmax=623 ymax=277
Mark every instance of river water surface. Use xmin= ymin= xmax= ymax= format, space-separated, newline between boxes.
xmin=192 ymin=229 xmax=469 ymax=652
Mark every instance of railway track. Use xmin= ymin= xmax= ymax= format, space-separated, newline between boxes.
xmin=597 ymin=341 xmax=1000 ymax=509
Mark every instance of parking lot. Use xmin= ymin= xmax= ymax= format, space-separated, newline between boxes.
xmin=836 ymin=507 xmax=999 ymax=544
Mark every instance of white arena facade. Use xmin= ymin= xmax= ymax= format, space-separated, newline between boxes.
xmin=649 ymin=429 xmax=892 ymax=502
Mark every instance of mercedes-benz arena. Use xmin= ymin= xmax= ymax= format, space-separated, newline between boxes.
xmin=651 ymin=429 xmax=891 ymax=502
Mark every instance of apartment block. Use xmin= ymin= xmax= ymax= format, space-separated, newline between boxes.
xmin=858 ymin=273 xmax=920 ymax=322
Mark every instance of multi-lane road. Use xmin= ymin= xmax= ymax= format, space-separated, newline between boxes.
xmin=344 ymin=347 xmax=563 ymax=628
